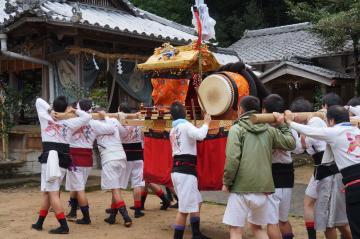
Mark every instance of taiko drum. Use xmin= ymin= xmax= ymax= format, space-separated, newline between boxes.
xmin=197 ymin=71 xmax=250 ymax=117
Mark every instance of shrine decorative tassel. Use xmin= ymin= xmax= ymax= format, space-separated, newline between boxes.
xmin=92 ymin=53 xmax=99 ymax=70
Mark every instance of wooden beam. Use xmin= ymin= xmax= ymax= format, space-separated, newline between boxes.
xmin=262 ymin=65 xmax=333 ymax=86
xmin=46 ymin=26 xmax=79 ymax=39
xmin=66 ymin=47 xmax=149 ymax=61
xmin=79 ymin=29 xmax=163 ymax=49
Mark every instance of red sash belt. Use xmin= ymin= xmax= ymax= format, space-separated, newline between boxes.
xmin=175 ymin=161 xmax=196 ymax=167
xmin=70 ymin=148 xmax=93 ymax=167
xmin=342 ymin=179 xmax=360 ymax=192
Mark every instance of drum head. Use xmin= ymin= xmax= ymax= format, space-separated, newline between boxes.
xmin=197 ymin=74 xmax=233 ymax=116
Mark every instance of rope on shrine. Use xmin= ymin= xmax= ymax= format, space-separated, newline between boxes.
xmin=66 ymin=47 xmax=148 ymax=61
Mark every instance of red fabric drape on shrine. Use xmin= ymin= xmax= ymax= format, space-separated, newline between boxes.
xmin=143 ymin=135 xmax=227 ymax=190
xmin=143 ymin=136 xmax=173 ymax=187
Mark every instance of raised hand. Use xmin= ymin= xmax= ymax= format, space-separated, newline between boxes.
xmin=204 ymin=113 xmax=211 ymax=125
xmin=284 ymin=110 xmax=295 ymax=124
xmin=273 ymin=112 xmax=284 ymax=125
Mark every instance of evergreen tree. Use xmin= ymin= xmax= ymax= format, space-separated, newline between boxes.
xmin=287 ymin=0 xmax=360 ymax=95
xmin=131 ymin=0 xmax=314 ymax=46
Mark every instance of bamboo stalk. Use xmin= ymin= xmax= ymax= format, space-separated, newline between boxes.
xmin=350 ymin=118 xmax=360 ymax=127
xmin=250 ymin=112 xmax=326 ymax=124
xmin=122 ymin=117 xmax=360 ymax=129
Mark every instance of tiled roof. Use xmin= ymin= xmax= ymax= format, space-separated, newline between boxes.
xmin=0 ymin=0 xmax=239 ymax=62
xmin=230 ymin=22 xmax=352 ymax=65
xmin=213 ymin=52 xmax=239 ymax=65
xmin=261 ymin=61 xmax=352 ymax=80
xmin=210 ymin=47 xmax=240 ymax=65
xmin=133 ymin=7 xmax=196 ymax=36
xmin=0 ymin=0 xmax=196 ymax=43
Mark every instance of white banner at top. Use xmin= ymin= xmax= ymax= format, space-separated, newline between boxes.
xmin=192 ymin=1 xmax=216 ymax=41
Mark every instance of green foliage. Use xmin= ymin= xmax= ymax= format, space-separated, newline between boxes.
xmin=287 ymin=0 xmax=360 ymax=51
xmin=131 ymin=0 xmax=192 ymax=25
xmin=62 ymin=80 xmax=90 ymax=101
xmin=20 ymin=71 xmax=42 ymax=119
xmin=243 ymin=1 xmax=265 ymax=30
xmin=62 ymin=73 xmax=109 ymax=108
xmin=287 ymin=0 xmax=360 ymax=95
xmin=313 ymin=85 xmax=323 ymax=111
xmin=0 ymin=84 xmax=21 ymax=136
xmin=132 ymin=0 xmax=312 ymax=47
xmin=90 ymin=88 xmax=108 ymax=108
xmin=0 ymin=83 xmax=21 ymax=160
xmin=89 ymin=71 xmax=109 ymax=108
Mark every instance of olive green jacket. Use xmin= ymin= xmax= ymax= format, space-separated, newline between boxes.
xmin=223 ymin=112 xmax=295 ymax=193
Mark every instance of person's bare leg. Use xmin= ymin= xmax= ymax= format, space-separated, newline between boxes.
xmin=49 ymin=191 xmax=64 ymax=214
xmin=174 ymin=212 xmax=188 ymax=239
xmin=148 ymin=182 xmax=161 ymax=192
xmin=133 ymin=187 xmax=142 ymax=201
xmin=169 ymin=187 xmax=179 ymax=208
xmin=337 ymin=225 xmax=352 ymax=239
xmin=41 ymin=192 xmax=51 ymax=210
xmin=77 ymin=191 xmax=88 ymax=206
xmin=250 ymin=223 xmax=269 ymax=239
xmin=304 ymin=195 xmax=316 ymax=223
xmin=32 ymin=192 xmax=51 ymax=230
xmin=230 ymin=226 xmax=245 ymax=239
xmin=279 ymin=221 xmax=294 ymax=238
xmin=48 ymin=191 xmax=69 ymax=234
xmin=175 ymin=212 xmax=188 ymax=227
xmin=70 ymin=191 xmax=77 ymax=199
xmin=148 ymin=183 xmax=170 ymax=210
xmin=324 ymin=227 xmax=337 ymax=239
xmin=304 ymin=195 xmax=317 ymax=239
xmin=267 ymin=224 xmax=282 ymax=239
xmin=140 ymin=184 xmax=150 ymax=209
xmin=133 ymin=186 xmax=144 ymax=217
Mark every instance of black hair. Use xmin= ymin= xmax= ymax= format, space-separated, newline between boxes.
xmin=170 ymin=101 xmax=186 ymax=120
xmin=240 ymin=96 xmax=260 ymax=113
xmin=263 ymin=94 xmax=285 ymax=113
xmin=78 ymin=99 xmax=92 ymax=112
xmin=53 ymin=96 xmax=68 ymax=113
xmin=71 ymin=101 xmax=78 ymax=109
xmin=93 ymin=107 xmax=106 ymax=113
xmin=322 ymin=93 xmax=342 ymax=107
xmin=119 ymin=103 xmax=131 ymax=114
xmin=347 ymin=97 xmax=360 ymax=107
xmin=290 ymin=97 xmax=313 ymax=112
xmin=327 ymin=105 xmax=349 ymax=124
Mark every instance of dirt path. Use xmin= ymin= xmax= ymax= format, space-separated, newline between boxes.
xmin=295 ymin=165 xmax=314 ymax=185
xmin=0 ymin=187 xmax=325 ymax=239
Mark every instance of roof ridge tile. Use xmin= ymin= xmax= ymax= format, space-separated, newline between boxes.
xmin=243 ymin=22 xmax=311 ymax=38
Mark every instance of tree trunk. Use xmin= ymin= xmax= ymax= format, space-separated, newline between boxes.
xmin=354 ymin=39 xmax=359 ymax=96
